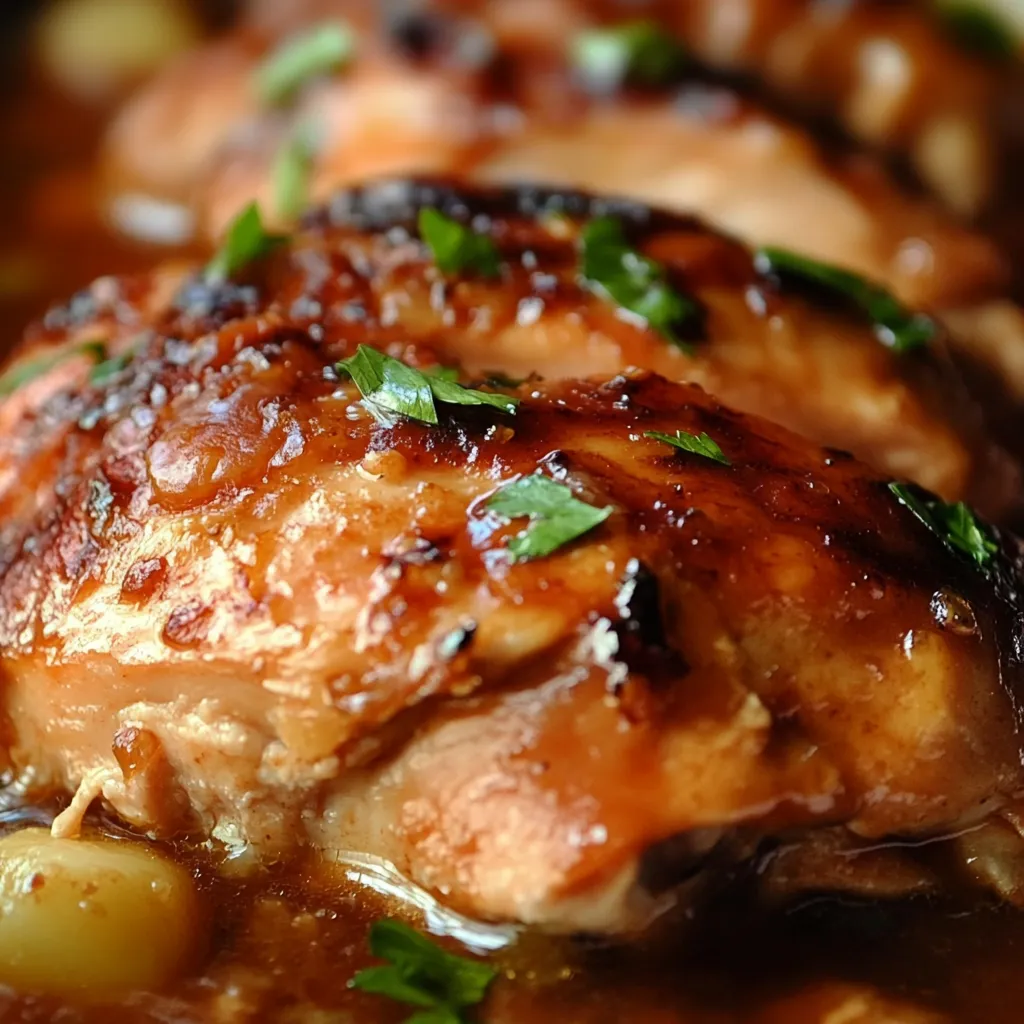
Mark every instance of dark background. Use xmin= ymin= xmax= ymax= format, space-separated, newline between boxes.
xmin=0 ymin=0 xmax=238 ymax=351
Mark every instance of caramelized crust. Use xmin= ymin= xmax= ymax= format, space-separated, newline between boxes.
xmin=21 ymin=178 xmax=1023 ymax=513
xmin=100 ymin=0 xmax=1024 ymax=450
xmin=2 ymin=182 xmax=1024 ymax=930
xmin=107 ymin=0 xmax=1015 ymax=268
xmin=238 ymin=0 xmax=1020 ymax=217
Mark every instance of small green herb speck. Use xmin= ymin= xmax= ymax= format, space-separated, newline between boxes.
xmin=350 ymin=919 xmax=495 ymax=1023
xmin=580 ymin=216 xmax=699 ymax=349
xmin=205 ymin=203 xmax=287 ymax=283
xmin=418 ymin=208 xmax=501 ymax=278
xmin=645 ymin=429 xmax=730 ymax=465
xmin=572 ymin=20 xmax=686 ymax=90
xmin=889 ymin=482 xmax=998 ymax=571
xmin=337 ymin=345 xmax=518 ymax=426
xmin=89 ymin=351 xmax=133 ymax=386
xmin=271 ymin=129 xmax=315 ymax=222
xmin=755 ymin=247 xmax=936 ymax=353
xmin=0 ymin=339 xmax=107 ymax=397
xmin=487 ymin=473 xmax=613 ymax=562
xmin=937 ymin=1 xmax=1017 ymax=58
xmin=255 ymin=21 xmax=354 ymax=106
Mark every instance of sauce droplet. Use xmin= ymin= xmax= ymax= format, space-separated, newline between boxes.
xmin=931 ymin=587 xmax=978 ymax=636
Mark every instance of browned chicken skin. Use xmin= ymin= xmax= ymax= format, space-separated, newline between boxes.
xmin=101 ymin=0 xmax=1024 ymax=457
xmin=3 ymin=181 xmax=1024 ymax=933
xmin=241 ymin=0 xmax=1023 ymax=218
xmin=66 ymin=179 xmax=1024 ymax=515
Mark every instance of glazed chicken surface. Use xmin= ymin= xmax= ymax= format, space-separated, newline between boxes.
xmin=102 ymin=0 xmax=1024 ymax=450
xmin=3 ymin=181 xmax=1024 ymax=934
xmin=76 ymin=179 xmax=1024 ymax=516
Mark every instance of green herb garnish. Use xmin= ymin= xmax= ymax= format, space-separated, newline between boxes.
xmin=255 ymin=21 xmax=354 ymax=106
xmin=580 ymin=216 xmax=699 ymax=349
xmin=205 ymin=203 xmax=287 ymax=283
xmin=89 ymin=351 xmax=133 ymax=386
xmin=487 ymin=473 xmax=613 ymax=562
xmin=936 ymin=1 xmax=1017 ymax=58
xmin=271 ymin=129 xmax=315 ymax=222
xmin=424 ymin=365 xmax=461 ymax=383
xmin=572 ymin=20 xmax=686 ymax=89
xmin=755 ymin=247 xmax=936 ymax=353
xmin=418 ymin=208 xmax=502 ymax=279
xmin=889 ymin=482 xmax=998 ymax=571
xmin=350 ymin=919 xmax=495 ymax=1023
xmin=337 ymin=345 xmax=518 ymax=426
xmin=645 ymin=429 xmax=730 ymax=465
xmin=0 ymin=339 xmax=106 ymax=397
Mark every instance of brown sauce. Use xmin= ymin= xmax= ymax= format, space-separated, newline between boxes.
xmin=3 ymin=4 xmax=1024 ymax=1023
xmin=5 ymin=802 xmax=1024 ymax=1022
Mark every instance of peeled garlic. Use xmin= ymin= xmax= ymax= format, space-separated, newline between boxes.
xmin=0 ymin=827 xmax=199 ymax=995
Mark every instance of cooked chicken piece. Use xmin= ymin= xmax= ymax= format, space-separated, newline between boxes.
xmin=92 ymin=179 xmax=1024 ymax=517
xmin=225 ymin=180 xmax=1022 ymax=516
xmin=101 ymin=0 xmax=1024 ymax=454
xmin=239 ymin=0 xmax=1020 ymax=217
xmin=3 ymin=182 xmax=1024 ymax=933
xmin=77 ymin=179 xmax=1024 ymax=520
xmin=622 ymin=0 xmax=1020 ymax=220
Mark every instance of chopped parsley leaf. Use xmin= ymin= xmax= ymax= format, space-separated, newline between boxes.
xmin=936 ymin=1 xmax=1017 ymax=58
xmin=255 ymin=21 xmax=354 ymax=106
xmin=889 ymin=482 xmax=998 ymax=571
xmin=205 ymin=203 xmax=287 ymax=283
xmin=89 ymin=350 xmax=133 ymax=386
xmin=645 ymin=429 xmax=730 ymax=465
xmin=418 ymin=208 xmax=501 ymax=278
xmin=487 ymin=473 xmax=613 ymax=562
xmin=271 ymin=129 xmax=315 ymax=222
xmin=572 ymin=20 xmax=687 ymax=90
xmin=755 ymin=247 xmax=936 ymax=353
xmin=423 ymin=365 xmax=461 ymax=382
xmin=580 ymin=216 xmax=699 ymax=350
xmin=337 ymin=344 xmax=518 ymax=426
xmin=350 ymin=919 xmax=495 ymax=1023
xmin=0 ymin=339 xmax=106 ymax=397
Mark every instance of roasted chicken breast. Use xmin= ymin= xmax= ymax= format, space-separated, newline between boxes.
xmin=123 ymin=0 xmax=1022 ymax=218
xmin=3 ymin=182 xmax=1024 ymax=933
xmin=101 ymin=0 xmax=1024 ymax=455
xmin=164 ymin=180 xmax=1024 ymax=516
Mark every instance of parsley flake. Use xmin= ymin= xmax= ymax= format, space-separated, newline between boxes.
xmin=337 ymin=345 xmax=518 ymax=426
xmin=424 ymin=365 xmax=461 ymax=383
xmin=580 ymin=216 xmax=699 ymax=350
xmin=350 ymin=919 xmax=495 ymax=1023
xmin=755 ymin=247 xmax=936 ymax=353
xmin=645 ymin=429 xmax=730 ymax=465
xmin=487 ymin=473 xmax=613 ymax=562
xmin=418 ymin=208 xmax=501 ymax=278
xmin=937 ymin=1 xmax=1017 ymax=58
xmin=271 ymin=129 xmax=315 ymax=222
xmin=889 ymin=482 xmax=998 ymax=571
xmin=205 ymin=203 xmax=287 ymax=283
xmin=255 ymin=21 xmax=354 ymax=106
xmin=572 ymin=20 xmax=687 ymax=91
xmin=0 ymin=339 xmax=106 ymax=397
xmin=89 ymin=350 xmax=133 ymax=386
